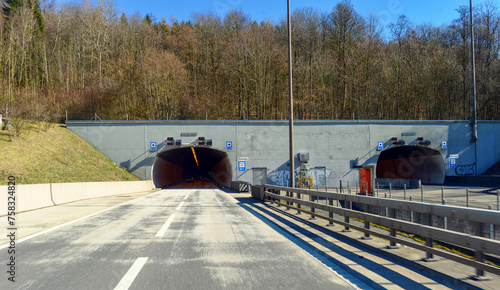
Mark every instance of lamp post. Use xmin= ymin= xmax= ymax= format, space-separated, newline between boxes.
xmin=469 ymin=0 xmax=478 ymax=176
xmin=287 ymin=0 xmax=295 ymax=188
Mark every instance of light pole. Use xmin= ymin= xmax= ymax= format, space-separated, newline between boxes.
xmin=287 ymin=0 xmax=295 ymax=188
xmin=469 ymin=0 xmax=478 ymax=175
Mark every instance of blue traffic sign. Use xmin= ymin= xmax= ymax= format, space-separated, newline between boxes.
xmin=442 ymin=141 xmax=447 ymax=149
xmin=450 ymin=158 xmax=456 ymax=168
xmin=238 ymin=160 xmax=246 ymax=171
xmin=150 ymin=142 xmax=157 ymax=152
xmin=377 ymin=142 xmax=384 ymax=151
xmin=226 ymin=141 xmax=233 ymax=150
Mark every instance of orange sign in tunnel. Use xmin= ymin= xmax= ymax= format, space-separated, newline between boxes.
xmin=152 ymin=147 xmax=232 ymax=188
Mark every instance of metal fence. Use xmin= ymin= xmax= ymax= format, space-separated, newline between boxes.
xmin=261 ymin=184 xmax=500 ymax=278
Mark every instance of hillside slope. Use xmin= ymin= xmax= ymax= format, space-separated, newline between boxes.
xmin=0 ymin=122 xmax=140 ymax=184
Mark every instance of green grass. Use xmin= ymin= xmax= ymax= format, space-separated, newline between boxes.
xmin=0 ymin=121 xmax=140 ymax=184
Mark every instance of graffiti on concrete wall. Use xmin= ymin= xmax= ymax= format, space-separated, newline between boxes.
xmin=267 ymin=168 xmax=332 ymax=187
xmin=455 ymin=164 xmax=475 ymax=176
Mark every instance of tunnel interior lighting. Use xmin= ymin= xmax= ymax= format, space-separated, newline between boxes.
xmin=191 ymin=147 xmax=200 ymax=169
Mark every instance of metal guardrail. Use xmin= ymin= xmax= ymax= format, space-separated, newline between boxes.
xmin=262 ymin=184 xmax=500 ymax=278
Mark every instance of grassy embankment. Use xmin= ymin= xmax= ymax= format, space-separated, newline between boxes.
xmin=0 ymin=120 xmax=140 ymax=184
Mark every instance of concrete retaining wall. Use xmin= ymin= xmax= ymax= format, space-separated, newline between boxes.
xmin=0 ymin=180 xmax=153 ymax=216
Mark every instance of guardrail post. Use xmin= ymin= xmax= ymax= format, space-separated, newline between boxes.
xmin=376 ymin=182 xmax=379 ymax=197
xmin=362 ymin=203 xmax=371 ymax=239
xmin=424 ymin=213 xmax=436 ymax=261
xmin=285 ymin=190 xmax=290 ymax=210
xmin=404 ymin=184 xmax=406 ymax=200
xmin=474 ymin=222 xmax=490 ymax=280
xmin=410 ymin=196 xmax=414 ymax=223
xmin=466 ymin=188 xmax=469 ymax=207
xmin=497 ymin=189 xmax=499 ymax=211
xmin=443 ymin=199 xmax=447 ymax=230
xmin=488 ymin=205 xmax=493 ymax=239
xmin=343 ymin=196 xmax=351 ymax=232
xmin=309 ymin=193 xmax=316 ymax=220
xmin=421 ymin=185 xmax=424 ymax=202
xmin=388 ymin=207 xmax=397 ymax=248
xmin=327 ymin=197 xmax=334 ymax=226
xmin=296 ymin=190 xmax=301 ymax=215
xmin=389 ymin=183 xmax=392 ymax=198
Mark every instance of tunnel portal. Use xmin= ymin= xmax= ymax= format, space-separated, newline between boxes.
xmin=376 ymin=146 xmax=445 ymax=184
xmin=152 ymin=147 xmax=232 ymax=188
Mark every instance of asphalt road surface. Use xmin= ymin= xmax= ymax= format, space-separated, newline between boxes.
xmin=0 ymin=186 xmax=357 ymax=290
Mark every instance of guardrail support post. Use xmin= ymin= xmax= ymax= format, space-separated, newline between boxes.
xmin=387 ymin=208 xmax=397 ymax=248
xmin=466 ymin=188 xmax=469 ymax=207
xmin=327 ymin=197 xmax=334 ymax=226
xmin=443 ymin=199 xmax=447 ymax=230
xmin=362 ymin=203 xmax=371 ymax=239
xmin=410 ymin=196 xmax=414 ymax=223
xmin=421 ymin=185 xmax=424 ymax=202
xmin=343 ymin=198 xmax=351 ymax=232
xmin=285 ymin=190 xmax=290 ymax=210
xmin=423 ymin=213 xmax=436 ymax=261
xmin=488 ymin=205 xmax=493 ymax=239
xmin=296 ymin=190 xmax=301 ymax=215
xmin=309 ymin=193 xmax=316 ymax=220
xmin=404 ymin=184 xmax=406 ymax=200
xmin=473 ymin=222 xmax=490 ymax=280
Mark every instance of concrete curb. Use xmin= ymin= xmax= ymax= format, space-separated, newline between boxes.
xmin=0 ymin=180 xmax=154 ymax=215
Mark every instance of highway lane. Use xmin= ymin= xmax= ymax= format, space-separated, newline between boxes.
xmin=1 ymin=186 xmax=357 ymax=289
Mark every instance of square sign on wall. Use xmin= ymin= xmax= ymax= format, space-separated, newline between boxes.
xmin=442 ymin=141 xmax=447 ymax=149
xmin=226 ymin=141 xmax=233 ymax=150
xmin=238 ymin=160 xmax=246 ymax=171
xmin=150 ymin=142 xmax=157 ymax=152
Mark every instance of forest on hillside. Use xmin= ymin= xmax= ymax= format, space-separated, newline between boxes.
xmin=0 ymin=0 xmax=499 ymax=122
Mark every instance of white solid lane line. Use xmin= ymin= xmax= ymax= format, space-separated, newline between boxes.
xmin=114 ymin=257 xmax=148 ymax=290
xmin=155 ymin=214 xmax=176 ymax=237
xmin=175 ymin=201 xmax=185 ymax=211
xmin=0 ymin=194 xmax=151 ymax=250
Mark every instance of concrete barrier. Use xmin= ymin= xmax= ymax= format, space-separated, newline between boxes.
xmin=251 ymin=185 xmax=265 ymax=201
xmin=230 ymin=181 xmax=251 ymax=192
xmin=0 ymin=180 xmax=154 ymax=216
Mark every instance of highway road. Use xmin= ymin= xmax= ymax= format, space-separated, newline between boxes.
xmin=0 ymin=185 xmax=357 ymax=290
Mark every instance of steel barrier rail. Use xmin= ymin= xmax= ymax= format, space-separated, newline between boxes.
xmin=263 ymin=184 xmax=500 ymax=278
xmin=265 ymin=185 xmax=500 ymax=225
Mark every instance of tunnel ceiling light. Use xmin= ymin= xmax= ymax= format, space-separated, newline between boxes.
xmin=191 ymin=147 xmax=200 ymax=169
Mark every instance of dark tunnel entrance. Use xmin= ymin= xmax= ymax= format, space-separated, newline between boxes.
xmin=376 ymin=146 xmax=445 ymax=184
xmin=152 ymin=147 xmax=232 ymax=188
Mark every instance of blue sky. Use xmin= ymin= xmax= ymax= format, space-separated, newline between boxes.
xmin=110 ymin=0 xmax=467 ymax=25
xmin=59 ymin=1 xmax=473 ymax=28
